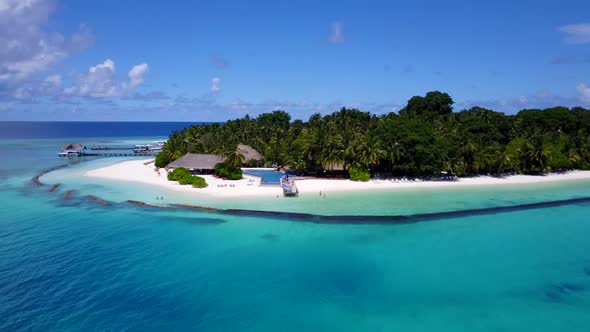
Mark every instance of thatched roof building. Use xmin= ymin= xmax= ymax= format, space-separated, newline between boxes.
xmin=167 ymin=145 xmax=262 ymax=172
xmin=238 ymin=144 xmax=262 ymax=162
xmin=167 ymin=153 xmax=224 ymax=171
xmin=61 ymin=143 xmax=86 ymax=151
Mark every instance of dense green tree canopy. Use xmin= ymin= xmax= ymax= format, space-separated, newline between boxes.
xmin=156 ymin=91 xmax=590 ymax=177
xmin=400 ymin=91 xmax=454 ymax=119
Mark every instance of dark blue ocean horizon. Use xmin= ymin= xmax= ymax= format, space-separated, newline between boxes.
xmin=0 ymin=121 xmax=216 ymax=139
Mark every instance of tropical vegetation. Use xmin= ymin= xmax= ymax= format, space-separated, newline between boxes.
xmin=348 ymin=167 xmax=371 ymax=181
xmin=167 ymin=167 xmax=208 ymax=188
xmin=213 ymin=163 xmax=243 ymax=180
xmin=156 ymin=91 xmax=590 ymax=177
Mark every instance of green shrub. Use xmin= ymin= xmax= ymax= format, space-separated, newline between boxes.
xmin=191 ymin=176 xmax=207 ymax=188
xmin=349 ymin=167 xmax=370 ymax=181
xmin=167 ymin=167 xmax=189 ymax=181
xmin=167 ymin=167 xmax=207 ymax=188
xmin=155 ymin=152 xmax=170 ymax=168
xmin=214 ymin=163 xmax=242 ymax=180
xmin=177 ymin=174 xmax=192 ymax=185
xmin=213 ymin=163 xmax=224 ymax=174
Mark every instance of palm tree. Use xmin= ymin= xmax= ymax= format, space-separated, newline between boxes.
xmin=322 ymin=134 xmax=344 ymax=171
xmin=522 ymin=134 xmax=549 ymax=173
xmin=384 ymin=140 xmax=405 ymax=173
xmin=459 ymin=138 xmax=478 ymax=174
xmin=161 ymin=131 xmax=187 ymax=162
xmin=495 ymin=148 xmax=514 ymax=175
xmin=362 ymin=133 xmax=384 ymax=173
xmin=222 ymin=145 xmax=246 ymax=168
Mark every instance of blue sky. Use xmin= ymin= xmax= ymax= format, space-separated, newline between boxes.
xmin=1 ymin=0 xmax=589 ymax=121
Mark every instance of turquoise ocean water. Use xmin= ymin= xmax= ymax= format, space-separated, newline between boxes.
xmin=1 ymin=124 xmax=590 ymax=331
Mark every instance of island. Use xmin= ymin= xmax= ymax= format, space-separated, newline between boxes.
xmin=84 ymin=91 xmax=590 ymax=198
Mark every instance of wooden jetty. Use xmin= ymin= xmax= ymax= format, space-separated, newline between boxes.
xmin=79 ymin=152 xmax=158 ymax=157
xmin=60 ymin=142 xmax=160 ymax=157
xmin=90 ymin=146 xmax=134 ymax=150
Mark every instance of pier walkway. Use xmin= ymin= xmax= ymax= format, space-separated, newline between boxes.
xmin=90 ymin=146 xmax=135 ymax=150
xmin=79 ymin=152 xmax=158 ymax=157
xmin=59 ymin=142 xmax=160 ymax=157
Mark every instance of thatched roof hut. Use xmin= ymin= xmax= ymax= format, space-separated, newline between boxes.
xmin=61 ymin=143 xmax=86 ymax=151
xmin=167 ymin=153 xmax=223 ymax=171
xmin=237 ymin=144 xmax=262 ymax=161
xmin=166 ymin=145 xmax=262 ymax=172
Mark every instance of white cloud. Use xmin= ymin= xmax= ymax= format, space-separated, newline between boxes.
xmin=41 ymin=74 xmax=62 ymax=94
xmin=0 ymin=0 xmax=93 ymax=82
xmin=127 ymin=63 xmax=148 ymax=88
xmin=328 ymin=22 xmax=344 ymax=44
xmin=124 ymin=90 xmax=170 ymax=101
xmin=44 ymin=74 xmax=61 ymax=85
xmin=11 ymin=73 xmax=63 ymax=100
xmin=64 ymin=59 xmax=149 ymax=97
xmin=577 ymin=83 xmax=590 ymax=103
xmin=558 ymin=23 xmax=590 ymax=44
xmin=13 ymin=87 xmax=33 ymax=100
xmin=211 ymin=77 xmax=220 ymax=93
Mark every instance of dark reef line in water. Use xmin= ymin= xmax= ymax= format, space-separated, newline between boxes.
xmin=219 ymin=197 xmax=590 ymax=224
xmin=62 ymin=190 xmax=76 ymax=200
xmin=32 ymin=164 xmax=69 ymax=186
xmin=127 ymin=200 xmax=171 ymax=209
xmin=48 ymin=186 xmax=590 ymax=224
xmin=31 ymin=161 xmax=87 ymax=186
xmin=170 ymin=203 xmax=218 ymax=211
xmin=48 ymin=183 xmax=61 ymax=192
xmin=165 ymin=196 xmax=590 ymax=224
xmin=86 ymin=195 xmax=111 ymax=206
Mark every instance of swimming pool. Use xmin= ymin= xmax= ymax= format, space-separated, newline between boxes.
xmin=242 ymin=169 xmax=285 ymax=185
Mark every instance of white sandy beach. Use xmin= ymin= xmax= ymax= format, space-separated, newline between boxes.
xmin=83 ymin=158 xmax=590 ymax=198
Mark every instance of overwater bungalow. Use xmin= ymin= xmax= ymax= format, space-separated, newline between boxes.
xmin=59 ymin=143 xmax=86 ymax=157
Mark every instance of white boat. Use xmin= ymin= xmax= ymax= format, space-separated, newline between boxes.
xmin=133 ymin=144 xmax=162 ymax=153
xmin=58 ymin=150 xmax=80 ymax=157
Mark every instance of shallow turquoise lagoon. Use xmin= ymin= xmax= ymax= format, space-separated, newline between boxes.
xmin=1 ymin=136 xmax=590 ymax=331
xmin=43 ymin=156 xmax=590 ymax=216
